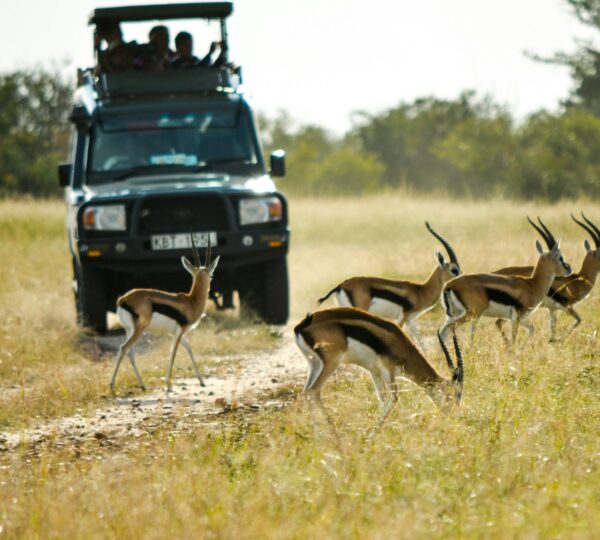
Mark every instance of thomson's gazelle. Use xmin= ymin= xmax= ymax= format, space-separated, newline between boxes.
xmin=111 ymin=235 xmax=219 ymax=393
xmin=294 ymin=307 xmax=464 ymax=421
xmin=494 ymin=213 xmax=600 ymax=341
xmin=317 ymin=222 xmax=461 ymax=346
xmin=440 ymin=217 xmax=572 ymax=351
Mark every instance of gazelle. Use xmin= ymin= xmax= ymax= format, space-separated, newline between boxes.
xmin=110 ymin=235 xmax=220 ymax=393
xmin=316 ymin=222 xmax=461 ymax=346
xmin=440 ymin=217 xmax=572 ymax=352
xmin=494 ymin=213 xmax=600 ymax=341
xmin=294 ymin=307 xmax=464 ymax=422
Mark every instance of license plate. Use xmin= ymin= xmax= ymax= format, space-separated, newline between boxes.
xmin=151 ymin=232 xmax=217 ymax=250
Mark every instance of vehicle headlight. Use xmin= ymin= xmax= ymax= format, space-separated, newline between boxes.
xmin=83 ymin=204 xmax=127 ymax=231
xmin=239 ymin=197 xmax=282 ymax=226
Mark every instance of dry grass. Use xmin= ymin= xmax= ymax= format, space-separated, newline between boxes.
xmin=1 ymin=194 xmax=600 ymax=538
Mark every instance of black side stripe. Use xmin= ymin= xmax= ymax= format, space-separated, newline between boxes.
xmin=339 ymin=323 xmax=389 ymax=356
xmin=152 ymin=303 xmax=189 ymax=326
xmin=485 ymin=288 xmax=524 ymax=310
xmin=548 ymin=287 xmax=569 ymax=306
xmin=370 ymin=287 xmax=413 ymax=311
xmin=120 ymin=302 xmax=139 ymax=320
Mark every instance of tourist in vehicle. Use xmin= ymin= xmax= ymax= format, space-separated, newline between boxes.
xmin=95 ymin=19 xmax=137 ymax=73
xmin=149 ymin=25 xmax=175 ymax=70
xmin=171 ymin=31 xmax=226 ymax=69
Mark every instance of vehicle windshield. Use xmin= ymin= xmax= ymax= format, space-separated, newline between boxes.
xmin=86 ymin=106 xmax=261 ymax=184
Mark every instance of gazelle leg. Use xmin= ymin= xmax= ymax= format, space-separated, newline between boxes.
xmin=560 ymin=306 xmax=581 ymax=341
xmin=378 ymin=367 xmax=398 ymax=422
xmin=166 ymin=326 xmax=185 ymax=393
xmin=469 ymin=318 xmax=480 ymax=348
xmin=510 ymin=317 xmax=522 ymax=352
xmin=548 ymin=309 xmax=557 ymax=342
xmin=304 ymin=347 xmax=343 ymax=430
xmin=406 ymin=319 xmax=425 ymax=349
xmin=111 ymin=326 xmax=144 ymax=393
xmin=495 ymin=319 xmax=511 ymax=350
xmin=517 ymin=318 xmax=534 ymax=352
xmin=127 ymin=346 xmax=146 ymax=391
xmin=439 ymin=319 xmax=454 ymax=343
xmin=180 ymin=335 xmax=205 ymax=387
xmin=369 ymin=368 xmax=388 ymax=409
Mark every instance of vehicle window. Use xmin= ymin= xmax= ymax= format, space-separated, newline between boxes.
xmin=87 ymin=107 xmax=259 ymax=183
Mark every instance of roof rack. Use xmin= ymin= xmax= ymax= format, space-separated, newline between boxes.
xmin=89 ymin=2 xmax=233 ymax=24
xmin=76 ymin=66 xmax=241 ymax=104
xmin=99 ymin=68 xmax=241 ymax=99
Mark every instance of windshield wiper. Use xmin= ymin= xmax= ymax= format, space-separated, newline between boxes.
xmin=205 ymin=158 xmax=252 ymax=166
xmin=113 ymin=164 xmax=205 ymax=181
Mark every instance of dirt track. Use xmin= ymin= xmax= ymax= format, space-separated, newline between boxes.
xmin=0 ymin=334 xmax=306 ymax=452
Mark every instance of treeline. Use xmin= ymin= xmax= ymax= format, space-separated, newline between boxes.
xmin=259 ymin=94 xmax=600 ymax=200
xmin=2 ymin=73 xmax=600 ymax=200
xmin=0 ymin=68 xmax=72 ymax=197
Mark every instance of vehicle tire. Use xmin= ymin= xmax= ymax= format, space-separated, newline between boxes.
xmin=238 ymin=258 xmax=289 ymax=325
xmin=75 ymin=262 xmax=108 ymax=334
xmin=261 ymin=257 xmax=289 ymax=325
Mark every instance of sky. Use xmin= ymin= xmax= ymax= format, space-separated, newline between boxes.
xmin=0 ymin=0 xmax=596 ymax=133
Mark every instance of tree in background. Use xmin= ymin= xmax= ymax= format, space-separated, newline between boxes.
xmin=0 ymin=68 xmax=72 ymax=197
xmin=537 ymin=0 xmax=600 ymax=115
xmin=510 ymin=108 xmax=600 ymax=200
xmin=258 ymin=111 xmax=384 ymax=195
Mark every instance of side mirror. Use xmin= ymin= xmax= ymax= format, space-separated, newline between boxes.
xmin=58 ymin=163 xmax=72 ymax=187
xmin=270 ymin=150 xmax=286 ymax=178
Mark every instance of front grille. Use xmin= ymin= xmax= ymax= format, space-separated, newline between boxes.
xmin=138 ymin=196 xmax=229 ymax=234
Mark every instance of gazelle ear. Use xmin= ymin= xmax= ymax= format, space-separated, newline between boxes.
xmin=435 ymin=251 xmax=445 ymax=268
xmin=535 ymin=240 xmax=544 ymax=254
xmin=208 ymin=255 xmax=220 ymax=276
xmin=181 ymin=256 xmax=195 ymax=274
xmin=584 ymin=239 xmax=592 ymax=252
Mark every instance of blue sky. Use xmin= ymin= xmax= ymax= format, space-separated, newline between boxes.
xmin=0 ymin=0 xmax=595 ymax=132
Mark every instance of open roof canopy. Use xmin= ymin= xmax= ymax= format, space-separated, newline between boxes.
xmin=89 ymin=2 xmax=233 ymax=25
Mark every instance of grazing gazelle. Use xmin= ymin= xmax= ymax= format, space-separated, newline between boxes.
xmin=110 ymin=235 xmax=219 ymax=393
xmin=439 ymin=217 xmax=572 ymax=352
xmin=316 ymin=222 xmax=461 ymax=346
xmin=494 ymin=213 xmax=600 ymax=341
xmin=294 ymin=307 xmax=464 ymax=421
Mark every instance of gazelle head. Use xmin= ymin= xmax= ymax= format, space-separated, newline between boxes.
xmin=571 ymin=212 xmax=600 ymax=264
xmin=432 ymin=329 xmax=464 ymax=411
xmin=528 ymin=216 xmax=572 ymax=277
xmin=181 ymin=234 xmax=220 ymax=280
xmin=425 ymin=221 xmax=461 ymax=280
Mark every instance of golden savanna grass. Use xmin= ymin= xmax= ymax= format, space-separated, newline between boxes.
xmin=1 ymin=194 xmax=600 ymax=538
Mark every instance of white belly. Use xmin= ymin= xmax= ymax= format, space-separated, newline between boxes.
xmin=117 ymin=307 xmax=181 ymax=334
xmin=482 ymin=301 xmax=516 ymax=320
xmin=344 ymin=337 xmax=384 ymax=372
xmin=369 ymin=298 xmax=403 ymax=321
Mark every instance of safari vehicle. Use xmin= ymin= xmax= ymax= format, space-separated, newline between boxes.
xmin=59 ymin=2 xmax=289 ymax=334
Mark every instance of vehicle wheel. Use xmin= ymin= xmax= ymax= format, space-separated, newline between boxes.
xmin=75 ymin=262 xmax=108 ymax=334
xmin=262 ymin=257 xmax=289 ymax=325
xmin=240 ymin=258 xmax=289 ymax=325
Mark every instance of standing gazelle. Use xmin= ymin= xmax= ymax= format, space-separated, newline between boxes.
xmin=110 ymin=235 xmax=219 ymax=393
xmin=440 ymin=217 xmax=572 ymax=352
xmin=294 ymin=307 xmax=464 ymax=422
xmin=316 ymin=222 xmax=461 ymax=346
xmin=494 ymin=213 xmax=600 ymax=341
